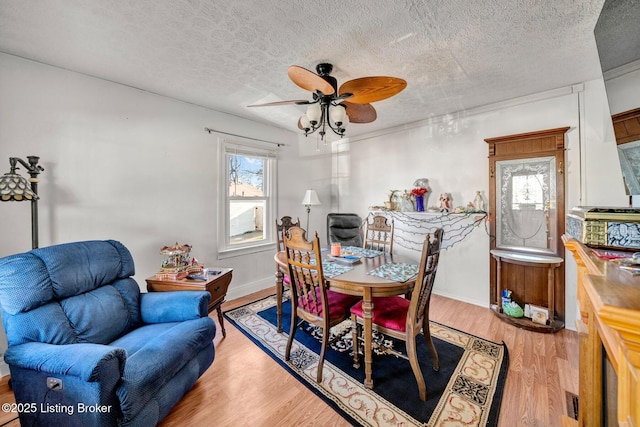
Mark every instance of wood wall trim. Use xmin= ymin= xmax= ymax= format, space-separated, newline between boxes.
xmin=612 ymin=106 xmax=640 ymax=123
xmin=484 ymin=126 xmax=571 ymax=146
xmin=612 ymin=107 xmax=640 ymax=145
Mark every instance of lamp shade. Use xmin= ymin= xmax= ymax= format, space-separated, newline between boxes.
xmin=301 ymin=189 xmax=321 ymax=206
xmin=306 ymin=104 xmax=322 ymax=124
xmin=299 ymin=114 xmax=311 ymax=130
xmin=0 ymin=173 xmax=38 ymax=201
xmin=330 ymin=104 xmax=347 ymax=124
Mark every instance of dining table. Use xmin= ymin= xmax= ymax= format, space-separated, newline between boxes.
xmin=274 ymin=247 xmax=418 ymax=390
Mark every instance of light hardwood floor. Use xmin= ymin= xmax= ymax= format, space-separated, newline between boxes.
xmin=0 ymin=290 xmax=578 ymax=426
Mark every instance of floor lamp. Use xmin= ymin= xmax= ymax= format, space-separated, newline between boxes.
xmin=0 ymin=156 xmax=44 ymax=249
xmin=301 ymin=189 xmax=321 ymax=232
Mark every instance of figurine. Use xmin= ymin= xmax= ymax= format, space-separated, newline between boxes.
xmin=438 ymin=193 xmax=451 ymax=212
xmin=399 ymin=190 xmax=414 ymax=212
xmin=473 ymin=191 xmax=485 ymax=212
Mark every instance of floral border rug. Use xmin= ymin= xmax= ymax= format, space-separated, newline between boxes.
xmin=224 ymin=294 xmax=508 ymax=426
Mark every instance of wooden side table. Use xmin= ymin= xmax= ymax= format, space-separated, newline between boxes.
xmin=145 ymin=268 xmax=233 ymax=338
xmin=490 ymin=250 xmax=564 ymax=332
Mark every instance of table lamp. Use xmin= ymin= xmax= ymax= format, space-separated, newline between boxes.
xmin=301 ymin=189 xmax=321 ymax=231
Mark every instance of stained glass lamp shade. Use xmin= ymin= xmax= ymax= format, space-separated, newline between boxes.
xmin=0 ymin=172 xmax=39 ymax=201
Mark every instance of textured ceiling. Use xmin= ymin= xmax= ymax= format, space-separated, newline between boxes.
xmin=0 ymin=0 xmax=608 ymax=137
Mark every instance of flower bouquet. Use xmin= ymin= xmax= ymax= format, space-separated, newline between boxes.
xmin=411 ymin=187 xmax=428 ymax=211
xmin=411 ymin=187 xmax=428 ymax=197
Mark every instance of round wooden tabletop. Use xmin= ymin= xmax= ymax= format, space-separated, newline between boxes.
xmin=274 ymin=251 xmax=417 ymax=296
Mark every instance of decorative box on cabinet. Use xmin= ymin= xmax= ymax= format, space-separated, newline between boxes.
xmin=566 ymin=206 xmax=640 ymax=250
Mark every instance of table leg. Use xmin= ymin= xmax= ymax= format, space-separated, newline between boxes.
xmin=216 ymin=305 xmax=227 ymax=338
xmin=362 ymin=287 xmax=374 ymax=389
xmin=275 ymin=266 xmax=284 ymax=333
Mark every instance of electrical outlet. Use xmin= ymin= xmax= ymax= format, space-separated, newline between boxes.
xmin=46 ymin=377 xmax=62 ymax=390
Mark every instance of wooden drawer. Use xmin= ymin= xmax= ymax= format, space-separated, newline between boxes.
xmin=146 ymin=268 xmax=233 ymax=313
xmin=205 ymin=270 xmax=232 ymax=307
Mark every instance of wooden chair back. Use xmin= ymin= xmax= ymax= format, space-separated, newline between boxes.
xmin=284 ymin=226 xmax=360 ymax=383
xmin=407 ymin=228 xmax=444 ymax=334
xmin=363 ymin=215 xmax=394 ymax=254
xmin=276 ymin=216 xmax=301 ymax=251
xmin=350 ymin=228 xmax=443 ymax=400
xmin=283 ymin=226 xmax=327 ymax=320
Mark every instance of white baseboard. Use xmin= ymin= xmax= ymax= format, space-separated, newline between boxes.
xmin=433 ymin=290 xmax=488 ymax=308
xmin=226 ymin=276 xmax=274 ymax=302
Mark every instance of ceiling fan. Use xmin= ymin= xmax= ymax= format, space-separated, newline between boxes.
xmin=248 ymin=63 xmax=407 ymax=140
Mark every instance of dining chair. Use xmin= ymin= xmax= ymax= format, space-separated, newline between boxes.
xmin=276 ymin=216 xmax=301 ymax=251
xmin=351 ymin=228 xmax=444 ymax=401
xmin=283 ymin=226 xmax=361 ymax=383
xmin=363 ymin=214 xmax=394 ymax=254
xmin=275 ymin=216 xmax=301 ymax=332
xmin=327 ymin=213 xmax=363 ymax=247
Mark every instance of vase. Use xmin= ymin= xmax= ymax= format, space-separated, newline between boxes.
xmin=415 ymin=195 xmax=424 ymax=212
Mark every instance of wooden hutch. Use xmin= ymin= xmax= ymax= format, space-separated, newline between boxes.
xmin=486 ymin=127 xmax=569 ymax=332
xmin=562 ymin=236 xmax=640 ymax=426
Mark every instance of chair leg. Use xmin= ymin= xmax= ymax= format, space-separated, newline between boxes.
xmin=285 ymin=308 xmax=297 ymax=361
xmin=423 ymin=317 xmax=439 ymax=371
xmin=351 ymin=315 xmax=360 ymax=369
xmin=407 ymin=336 xmax=427 ymax=401
xmin=317 ymin=322 xmax=329 ymax=383
xmin=275 ymin=269 xmax=284 ymax=333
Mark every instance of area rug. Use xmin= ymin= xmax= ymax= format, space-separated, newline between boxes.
xmin=224 ymin=294 xmax=508 ymax=426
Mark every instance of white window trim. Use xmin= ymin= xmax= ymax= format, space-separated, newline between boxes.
xmin=217 ymin=137 xmax=278 ymax=259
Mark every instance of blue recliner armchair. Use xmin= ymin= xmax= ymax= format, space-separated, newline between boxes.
xmin=0 ymin=240 xmax=216 ymax=426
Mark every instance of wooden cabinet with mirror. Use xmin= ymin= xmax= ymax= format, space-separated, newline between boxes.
xmin=613 ymin=107 xmax=640 ymax=195
xmin=486 ymin=127 xmax=569 ymax=332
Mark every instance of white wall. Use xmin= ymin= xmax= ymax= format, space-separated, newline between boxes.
xmin=604 ymin=67 xmax=640 ymax=115
xmin=0 ymin=51 xmax=630 ymax=376
xmin=309 ymin=82 xmax=627 ymax=328
xmin=0 ymin=53 xmax=300 ymax=375
xmin=276 ymin=135 xmax=334 ymax=243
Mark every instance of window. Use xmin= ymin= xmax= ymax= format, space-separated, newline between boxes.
xmin=495 ymin=156 xmax=555 ymax=252
xmin=219 ymin=139 xmax=277 ymax=256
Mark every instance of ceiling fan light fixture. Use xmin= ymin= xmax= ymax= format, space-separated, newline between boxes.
xmin=306 ymin=103 xmax=322 ymax=124
xmin=249 ymin=63 xmax=404 ymax=143
xmin=299 ymin=114 xmax=311 ymax=131
xmin=330 ymin=104 xmax=347 ymax=126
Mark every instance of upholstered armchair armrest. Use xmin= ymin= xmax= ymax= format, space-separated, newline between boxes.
xmin=4 ymin=342 xmax=126 ymax=382
xmin=140 ymin=290 xmax=210 ymax=323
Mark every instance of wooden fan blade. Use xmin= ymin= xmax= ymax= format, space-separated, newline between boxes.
xmin=247 ymin=99 xmax=310 ymax=107
xmin=288 ymin=66 xmax=335 ymax=95
xmin=339 ymin=76 xmax=406 ymax=104
xmin=343 ymin=101 xmax=377 ymax=124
